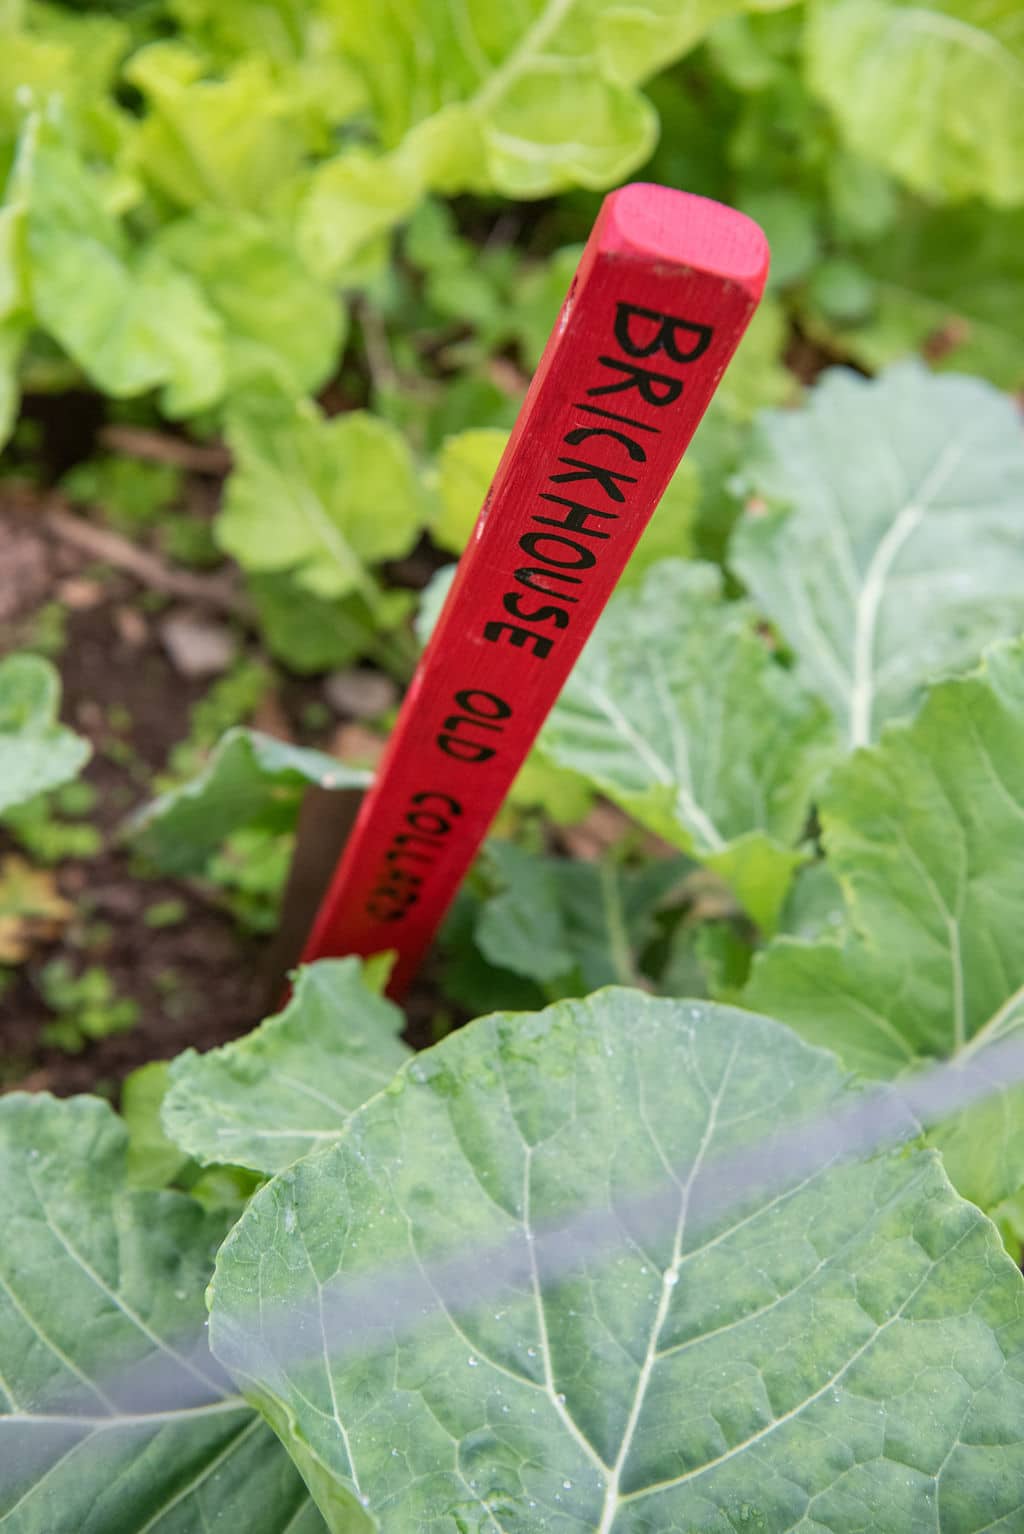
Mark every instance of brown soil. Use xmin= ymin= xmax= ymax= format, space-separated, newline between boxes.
xmin=0 ymin=489 xmax=278 ymax=1096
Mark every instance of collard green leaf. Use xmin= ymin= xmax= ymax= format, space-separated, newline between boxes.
xmin=130 ymin=727 xmax=369 ymax=874
xmin=474 ymin=840 xmax=687 ymax=992
xmin=805 ymin=0 xmax=1024 ymax=206
xmin=542 ymin=561 xmax=834 ymax=929
xmin=745 ymin=640 xmax=1024 ymax=1210
xmin=163 ymin=959 xmax=409 ymax=1176
xmin=0 ymin=1092 xmax=324 ymax=1534
xmin=219 ymin=400 xmax=426 ymax=600
xmin=731 ymin=363 xmax=1024 ymax=747
xmin=210 ymin=989 xmax=1024 ymax=1532
xmin=0 ymin=654 xmax=89 ymax=816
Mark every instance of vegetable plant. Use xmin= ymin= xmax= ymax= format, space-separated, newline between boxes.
xmin=3 ymin=1 xmax=1024 ymax=1528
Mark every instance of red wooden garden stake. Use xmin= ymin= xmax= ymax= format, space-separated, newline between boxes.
xmin=302 ymin=183 xmax=769 ymax=996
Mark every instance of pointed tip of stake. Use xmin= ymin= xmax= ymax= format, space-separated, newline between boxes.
xmin=600 ymin=184 xmax=770 ymax=301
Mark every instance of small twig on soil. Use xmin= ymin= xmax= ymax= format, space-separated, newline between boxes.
xmin=44 ymin=501 xmax=253 ymax=619
xmin=98 ymin=424 xmax=232 ymax=476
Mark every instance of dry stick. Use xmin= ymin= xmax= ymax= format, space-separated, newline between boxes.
xmin=97 ymin=424 xmax=232 ymax=475
xmin=301 ymin=183 xmax=770 ymax=996
xmin=44 ymin=503 xmax=251 ymax=619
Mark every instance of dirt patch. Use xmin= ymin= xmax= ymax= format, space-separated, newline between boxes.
xmin=0 ymin=489 xmax=274 ymax=1096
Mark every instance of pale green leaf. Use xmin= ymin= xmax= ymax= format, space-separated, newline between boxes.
xmin=745 ymin=640 xmax=1024 ymax=1209
xmin=153 ymin=208 xmax=344 ymax=402
xmin=506 ymin=746 xmax=594 ymax=824
xmin=121 ymin=1062 xmax=192 ymax=1191
xmin=0 ymin=1092 xmax=325 ymax=1534
xmin=162 ymin=959 xmax=410 ymax=1176
xmin=219 ymin=401 xmax=426 ymax=600
xmin=806 ymin=0 xmax=1024 ymax=205
xmin=731 ymin=362 xmax=1024 ymax=748
xmin=17 ymin=118 xmax=225 ymax=416
xmin=124 ymin=43 xmax=304 ymax=212
xmin=250 ymin=572 xmax=415 ymax=676
xmin=0 ymin=654 xmax=89 ymax=816
xmin=130 ymin=727 xmax=369 ymax=874
xmin=326 ymin=0 xmax=782 ymax=203
xmin=210 ymin=989 xmax=1024 ymax=1532
xmin=296 ymin=148 xmax=423 ymax=280
xmin=542 ymin=561 xmax=834 ymax=929
xmin=431 ymin=427 xmax=507 ymax=555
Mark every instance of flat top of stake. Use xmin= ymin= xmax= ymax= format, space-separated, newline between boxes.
xmin=600 ymin=184 xmax=769 ymax=294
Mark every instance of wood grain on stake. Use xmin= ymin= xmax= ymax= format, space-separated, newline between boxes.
xmin=303 ymin=184 xmax=769 ymax=995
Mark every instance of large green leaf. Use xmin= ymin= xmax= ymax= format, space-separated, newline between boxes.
xmin=0 ymin=1092 xmax=325 ymax=1533
xmin=745 ymin=640 xmax=1024 ymax=1210
xmin=0 ymin=655 xmax=90 ymax=816
xmin=14 ymin=117 xmax=225 ymax=417
xmin=153 ymin=208 xmax=344 ymax=402
xmin=805 ymin=0 xmax=1024 ymax=206
xmin=542 ymin=560 xmax=834 ymax=929
xmin=322 ymin=0 xmax=777 ymax=203
xmin=210 ymin=989 xmax=1024 ymax=1532
xmin=163 ymin=959 xmax=409 ymax=1176
xmin=124 ymin=43 xmax=305 ymax=213
xmin=731 ymin=363 xmax=1024 ymax=747
xmin=130 ymin=728 xmax=369 ymax=875
xmin=218 ymin=400 xmax=426 ymax=600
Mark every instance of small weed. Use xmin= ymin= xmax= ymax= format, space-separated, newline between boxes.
xmin=38 ymin=960 xmax=140 ymax=1053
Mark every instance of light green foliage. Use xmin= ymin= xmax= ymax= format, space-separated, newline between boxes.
xmin=121 ymin=1060 xmax=192 ymax=1190
xmin=805 ymin=0 xmax=1024 ymax=206
xmin=132 ymin=727 xmax=369 ymax=875
xmin=542 ymin=561 xmax=835 ymax=929
xmin=732 ymin=363 xmax=1024 ymax=747
xmin=62 ymin=454 xmax=181 ymax=531
xmin=38 ymin=960 xmax=139 ymax=1053
xmin=249 ymin=573 xmax=416 ymax=677
xmin=13 ymin=117 xmax=225 ymax=416
xmin=745 ymin=641 xmax=1024 ymax=1211
xmin=805 ymin=203 xmax=1024 ymax=391
xmin=162 ymin=958 xmax=409 ymax=1175
xmin=0 ymin=1092 xmax=325 ymax=1533
xmin=153 ymin=208 xmax=343 ymax=401
xmin=124 ymin=43 xmax=305 ymax=212
xmin=205 ymin=826 xmax=294 ymax=935
xmin=209 ymin=990 xmax=1024 ymax=1532
xmin=219 ymin=400 xmax=426 ymax=599
xmin=325 ymin=0 xmax=761 ymax=201
xmin=0 ymin=654 xmax=89 ymax=816
xmin=2 ymin=778 xmax=102 ymax=865
xmin=430 ymin=426 xmax=507 ymax=554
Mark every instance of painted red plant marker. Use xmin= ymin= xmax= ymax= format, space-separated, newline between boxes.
xmin=302 ymin=183 xmax=769 ymax=996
